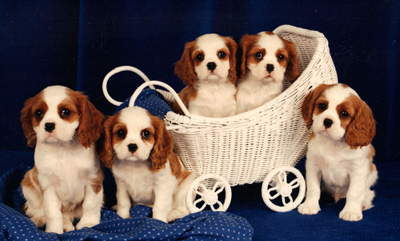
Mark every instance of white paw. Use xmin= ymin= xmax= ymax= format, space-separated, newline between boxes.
xmin=76 ymin=217 xmax=100 ymax=230
xmin=30 ymin=216 xmax=46 ymax=228
xmin=117 ymin=209 xmax=130 ymax=219
xmin=167 ymin=209 xmax=188 ymax=222
xmin=63 ymin=221 xmax=75 ymax=233
xmin=339 ymin=209 xmax=363 ymax=221
xmin=297 ymin=202 xmax=321 ymax=215
xmin=45 ymin=225 xmax=63 ymax=234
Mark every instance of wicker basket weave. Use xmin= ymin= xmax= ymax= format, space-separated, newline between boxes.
xmin=156 ymin=25 xmax=338 ymax=186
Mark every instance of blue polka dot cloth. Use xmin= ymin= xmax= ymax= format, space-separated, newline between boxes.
xmin=0 ymin=166 xmax=254 ymax=240
xmin=114 ymin=88 xmax=173 ymax=119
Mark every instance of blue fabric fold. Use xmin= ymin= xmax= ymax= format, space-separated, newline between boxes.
xmin=0 ymin=166 xmax=254 ymax=240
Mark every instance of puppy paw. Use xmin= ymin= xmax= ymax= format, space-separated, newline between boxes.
xmin=45 ymin=225 xmax=63 ymax=234
xmin=167 ymin=209 xmax=188 ymax=222
xmin=339 ymin=209 xmax=363 ymax=221
xmin=117 ymin=209 xmax=130 ymax=219
xmin=297 ymin=202 xmax=320 ymax=215
xmin=63 ymin=221 xmax=75 ymax=233
xmin=30 ymin=216 xmax=46 ymax=228
xmin=76 ymin=217 xmax=100 ymax=230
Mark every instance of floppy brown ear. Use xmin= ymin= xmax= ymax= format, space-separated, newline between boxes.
xmin=345 ymin=100 xmax=376 ymax=149
xmin=149 ymin=115 xmax=172 ymax=170
xmin=282 ymin=38 xmax=300 ymax=83
xmin=71 ymin=91 xmax=105 ymax=148
xmin=223 ymin=36 xmax=238 ymax=83
xmin=20 ymin=97 xmax=37 ymax=147
xmin=301 ymin=84 xmax=332 ymax=129
xmin=99 ymin=115 xmax=116 ymax=168
xmin=238 ymin=34 xmax=257 ymax=79
xmin=175 ymin=41 xmax=197 ymax=86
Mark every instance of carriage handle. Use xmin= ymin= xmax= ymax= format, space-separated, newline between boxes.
xmin=102 ymin=65 xmax=192 ymax=117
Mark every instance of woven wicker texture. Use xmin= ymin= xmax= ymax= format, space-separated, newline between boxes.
xmin=160 ymin=25 xmax=338 ymax=187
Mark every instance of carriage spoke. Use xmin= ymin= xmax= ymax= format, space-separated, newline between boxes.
xmin=267 ymin=187 xmax=280 ymax=200
xmin=211 ymin=201 xmax=223 ymax=211
xmin=289 ymin=178 xmax=301 ymax=189
xmin=282 ymin=194 xmax=294 ymax=207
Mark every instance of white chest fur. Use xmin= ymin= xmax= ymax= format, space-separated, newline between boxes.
xmin=189 ymin=80 xmax=237 ymax=117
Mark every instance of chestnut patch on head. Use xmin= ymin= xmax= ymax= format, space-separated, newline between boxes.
xmin=58 ymin=99 xmax=79 ymax=123
xmin=112 ymin=123 xmax=128 ymax=143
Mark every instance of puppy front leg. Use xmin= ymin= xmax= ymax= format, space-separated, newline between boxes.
xmin=339 ymin=168 xmax=367 ymax=221
xmin=115 ymin=180 xmax=131 ymax=219
xmin=76 ymin=183 xmax=103 ymax=229
xmin=152 ymin=186 xmax=173 ymax=223
xmin=43 ymin=188 xmax=63 ymax=234
xmin=298 ymin=157 xmax=322 ymax=215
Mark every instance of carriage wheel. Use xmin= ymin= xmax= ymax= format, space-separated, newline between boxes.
xmin=261 ymin=166 xmax=305 ymax=212
xmin=186 ymin=174 xmax=232 ymax=213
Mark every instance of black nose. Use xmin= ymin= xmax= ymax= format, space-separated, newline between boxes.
xmin=44 ymin=123 xmax=55 ymax=133
xmin=323 ymin=118 xmax=333 ymax=128
xmin=128 ymin=143 xmax=138 ymax=153
xmin=266 ymin=64 xmax=274 ymax=73
xmin=207 ymin=62 xmax=216 ymax=71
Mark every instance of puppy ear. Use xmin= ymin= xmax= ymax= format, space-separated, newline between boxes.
xmin=149 ymin=115 xmax=173 ymax=170
xmin=70 ymin=91 xmax=105 ymax=148
xmin=301 ymin=84 xmax=331 ymax=129
xmin=238 ymin=34 xmax=256 ymax=79
xmin=175 ymin=41 xmax=197 ymax=86
xmin=282 ymin=38 xmax=300 ymax=83
xmin=345 ymin=100 xmax=376 ymax=149
xmin=20 ymin=97 xmax=37 ymax=147
xmin=99 ymin=115 xmax=116 ymax=168
xmin=223 ymin=36 xmax=238 ymax=83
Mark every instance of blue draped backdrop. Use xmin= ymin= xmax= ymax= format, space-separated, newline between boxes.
xmin=1 ymin=1 xmax=400 ymax=240
xmin=1 ymin=0 xmax=399 ymax=163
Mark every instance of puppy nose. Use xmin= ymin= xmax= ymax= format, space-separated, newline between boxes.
xmin=323 ymin=118 xmax=333 ymax=128
xmin=44 ymin=123 xmax=55 ymax=133
xmin=207 ymin=62 xmax=216 ymax=71
xmin=266 ymin=64 xmax=274 ymax=73
xmin=128 ymin=143 xmax=138 ymax=153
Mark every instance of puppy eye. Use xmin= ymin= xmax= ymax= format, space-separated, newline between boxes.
xmin=116 ymin=129 xmax=126 ymax=138
xmin=341 ymin=111 xmax=349 ymax=118
xmin=35 ymin=110 xmax=43 ymax=119
xmin=318 ymin=103 xmax=327 ymax=111
xmin=218 ymin=51 xmax=226 ymax=59
xmin=196 ymin=54 xmax=204 ymax=62
xmin=255 ymin=52 xmax=263 ymax=60
xmin=141 ymin=130 xmax=150 ymax=139
xmin=61 ymin=108 xmax=70 ymax=117
xmin=277 ymin=54 xmax=285 ymax=61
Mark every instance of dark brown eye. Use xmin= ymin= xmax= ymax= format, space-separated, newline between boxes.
xmin=141 ymin=130 xmax=150 ymax=139
xmin=255 ymin=52 xmax=263 ymax=60
xmin=35 ymin=110 xmax=43 ymax=120
xmin=196 ymin=54 xmax=204 ymax=61
xmin=341 ymin=111 xmax=349 ymax=118
xmin=61 ymin=108 xmax=70 ymax=117
xmin=218 ymin=51 xmax=226 ymax=59
xmin=116 ymin=129 xmax=126 ymax=138
xmin=277 ymin=54 xmax=285 ymax=61
xmin=318 ymin=103 xmax=327 ymax=111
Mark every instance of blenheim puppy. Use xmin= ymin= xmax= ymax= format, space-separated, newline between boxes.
xmin=100 ymin=106 xmax=194 ymax=223
xmin=20 ymin=86 xmax=105 ymax=233
xmin=172 ymin=33 xmax=238 ymax=117
xmin=297 ymin=84 xmax=377 ymax=221
xmin=236 ymin=32 xmax=300 ymax=114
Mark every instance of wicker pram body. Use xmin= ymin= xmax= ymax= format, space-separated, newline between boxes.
xmin=103 ymin=25 xmax=338 ymax=212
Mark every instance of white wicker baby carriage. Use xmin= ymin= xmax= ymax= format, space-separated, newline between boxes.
xmin=102 ymin=25 xmax=338 ymax=213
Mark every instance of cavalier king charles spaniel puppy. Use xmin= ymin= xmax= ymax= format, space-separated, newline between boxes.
xmin=297 ymin=84 xmax=377 ymax=221
xmin=172 ymin=33 xmax=238 ymax=117
xmin=100 ymin=106 xmax=194 ymax=223
xmin=236 ymin=32 xmax=300 ymax=114
xmin=20 ymin=86 xmax=105 ymax=233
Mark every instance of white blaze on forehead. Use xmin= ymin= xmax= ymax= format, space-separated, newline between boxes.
xmin=324 ymin=84 xmax=360 ymax=107
xmin=119 ymin=107 xmax=152 ymax=132
xmin=195 ymin=33 xmax=227 ymax=52
xmin=256 ymin=32 xmax=284 ymax=50
xmin=42 ymin=85 xmax=69 ymax=106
